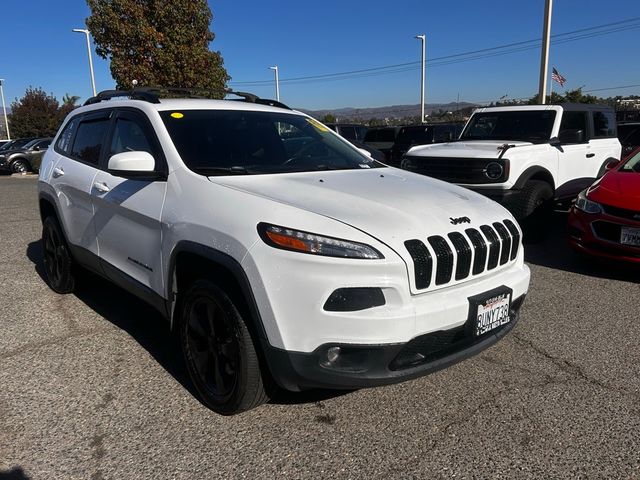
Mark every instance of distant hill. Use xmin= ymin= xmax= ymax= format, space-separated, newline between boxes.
xmin=299 ymin=102 xmax=478 ymax=121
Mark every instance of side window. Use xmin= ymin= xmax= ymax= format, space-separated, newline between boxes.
xmin=110 ymin=117 xmax=154 ymax=156
xmin=70 ymin=118 xmax=110 ymax=165
xmin=559 ymin=112 xmax=587 ymax=142
xmin=339 ymin=126 xmax=357 ymax=141
xmin=55 ymin=117 xmax=79 ymax=154
xmin=433 ymin=126 xmax=453 ymax=143
xmin=592 ymin=111 xmax=615 ymax=138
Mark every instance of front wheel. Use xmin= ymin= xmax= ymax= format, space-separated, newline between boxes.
xmin=179 ymin=279 xmax=269 ymax=415
xmin=11 ymin=159 xmax=29 ymax=174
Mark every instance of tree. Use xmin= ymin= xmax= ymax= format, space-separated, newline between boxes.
xmin=9 ymin=88 xmax=62 ymax=138
xmin=321 ymin=114 xmax=336 ymax=123
xmin=8 ymin=88 xmax=80 ymax=138
xmin=86 ymin=0 xmax=229 ymax=97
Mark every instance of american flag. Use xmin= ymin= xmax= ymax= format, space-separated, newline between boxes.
xmin=552 ymin=67 xmax=566 ymax=87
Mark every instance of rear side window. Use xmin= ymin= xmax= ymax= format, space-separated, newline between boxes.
xmin=338 ymin=126 xmax=357 ymax=140
xmin=55 ymin=117 xmax=79 ymax=154
xmin=592 ymin=111 xmax=616 ymax=138
xmin=70 ymin=118 xmax=110 ymax=165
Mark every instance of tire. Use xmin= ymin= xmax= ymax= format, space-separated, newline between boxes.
xmin=179 ymin=279 xmax=269 ymax=415
xmin=11 ymin=159 xmax=30 ymax=174
xmin=511 ymin=180 xmax=554 ymax=220
xmin=42 ymin=216 xmax=76 ymax=293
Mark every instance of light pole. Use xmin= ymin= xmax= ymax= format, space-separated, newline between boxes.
xmin=415 ymin=35 xmax=426 ymax=123
xmin=72 ymin=28 xmax=97 ymax=97
xmin=537 ymin=0 xmax=553 ymax=104
xmin=269 ymin=66 xmax=280 ymax=101
xmin=0 ymin=79 xmax=10 ymax=140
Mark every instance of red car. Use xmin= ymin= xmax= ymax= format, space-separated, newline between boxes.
xmin=568 ymin=148 xmax=640 ymax=263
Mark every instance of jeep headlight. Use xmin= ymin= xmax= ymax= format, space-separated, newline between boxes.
xmin=258 ymin=223 xmax=384 ymax=259
xmin=575 ymin=190 xmax=602 ymax=214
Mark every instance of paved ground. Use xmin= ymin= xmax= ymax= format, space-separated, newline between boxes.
xmin=0 ymin=175 xmax=638 ymax=480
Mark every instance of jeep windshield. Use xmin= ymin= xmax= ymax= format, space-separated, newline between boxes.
xmin=460 ymin=110 xmax=557 ymax=143
xmin=620 ymin=150 xmax=640 ymax=173
xmin=160 ymin=110 xmax=384 ymax=175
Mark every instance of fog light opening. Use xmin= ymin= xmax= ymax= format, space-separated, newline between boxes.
xmin=325 ymin=346 xmax=341 ymax=365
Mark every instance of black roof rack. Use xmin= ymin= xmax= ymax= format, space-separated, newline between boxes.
xmin=83 ymin=86 xmax=291 ymax=110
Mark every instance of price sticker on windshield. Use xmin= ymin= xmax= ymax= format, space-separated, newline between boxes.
xmin=306 ymin=118 xmax=330 ymax=132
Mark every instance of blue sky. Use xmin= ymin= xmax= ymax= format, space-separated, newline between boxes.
xmin=1 ymin=0 xmax=639 ymax=110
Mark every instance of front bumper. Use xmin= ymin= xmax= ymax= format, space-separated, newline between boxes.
xmin=568 ymin=207 xmax=640 ymax=263
xmin=264 ymin=294 xmax=525 ymax=391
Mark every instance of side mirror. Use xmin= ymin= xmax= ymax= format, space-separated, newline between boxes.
xmin=558 ymin=129 xmax=584 ymax=144
xmin=108 ymin=151 xmax=156 ymax=177
xmin=605 ymin=158 xmax=620 ymax=170
xmin=357 ymin=147 xmax=373 ymax=158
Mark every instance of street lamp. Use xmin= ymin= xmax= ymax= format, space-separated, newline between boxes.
xmin=0 ymin=79 xmax=10 ymax=141
xmin=269 ymin=66 xmax=280 ymax=101
xmin=415 ymin=35 xmax=426 ymax=123
xmin=72 ymin=28 xmax=97 ymax=97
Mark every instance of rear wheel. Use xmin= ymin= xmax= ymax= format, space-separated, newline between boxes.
xmin=42 ymin=216 xmax=75 ymax=293
xmin=11 ymin=159 xmax=29 ymax=174
xmin=179 ymin=279 xmax=269 ymax=415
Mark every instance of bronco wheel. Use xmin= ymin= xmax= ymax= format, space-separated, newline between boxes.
xmin=179 ymin=279 xmax=268 ymax=415
xmin=511 ymin=180 xmax=553 ymax=220
xmin=42 ymin=216 xmax=75 ymax=293
xmin=11 ymin=159 xmax=29 ymax=174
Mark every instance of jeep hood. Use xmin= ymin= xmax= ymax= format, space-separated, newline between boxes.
xmin=407 ymin=140 xmax=533 ymax=159
xmin=209 ymin=168 xmax=513 ymax=252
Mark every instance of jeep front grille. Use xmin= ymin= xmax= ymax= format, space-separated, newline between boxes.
xmin=405 ymin=220 xmax=520 ymax=291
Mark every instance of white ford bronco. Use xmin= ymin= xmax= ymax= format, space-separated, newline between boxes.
xmin=402 ymin=104 xmax=622 ymax=220
xmin=38 ymin=89 xmax=530 ymax=414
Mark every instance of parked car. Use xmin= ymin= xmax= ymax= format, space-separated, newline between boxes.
xmin=39 ymin=89 xmax=529 ymax=414
xmin=363 ymin=126 xmax=400 ymax=161
xmin=0 ymin=137 xmax=52 ymax=173
xmin=0 ymin=140 xmax=9 ymax=148
xmin=401 ymin=104 xmax=622 ymax=220
xmin=325 ymin=123 xmax=368 ymax=143
xmin=568 ymin=147 xmax=640 ymax=263
xmin=617 ymin=122 xmax=640 ymax=158
xmin=0 ymin=137 xmax=37 ymax=152
xmin=390 ymin=123 xmax=463 ymax=166
xmin=324 ymin=123 xmax=385 ymax=161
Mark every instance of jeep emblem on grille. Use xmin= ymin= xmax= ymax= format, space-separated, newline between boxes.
xmin=450 ymin=216 xmax=471 ymax=225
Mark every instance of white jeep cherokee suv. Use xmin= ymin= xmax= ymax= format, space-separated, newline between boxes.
xmin=38 ymin=89 xmax=530 ymax=414
xmin=402 ymin=104 xmax=622 ymax=220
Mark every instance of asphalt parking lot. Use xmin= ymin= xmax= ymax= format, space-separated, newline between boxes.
xmin=0 ymin=175 xmax=638 ymax=479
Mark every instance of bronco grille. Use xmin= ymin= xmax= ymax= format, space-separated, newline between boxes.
xmin=405 ymin=220 xmax=520 ymax=291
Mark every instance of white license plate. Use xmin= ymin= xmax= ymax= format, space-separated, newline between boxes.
xmin=621 ymin=227 xmax=640 ymax=246
xmin=475 ymin=292 xmax=511 ymax=337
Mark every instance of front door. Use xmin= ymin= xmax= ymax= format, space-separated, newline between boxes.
xmin=91 ymin=109 xmax=167 ymax=296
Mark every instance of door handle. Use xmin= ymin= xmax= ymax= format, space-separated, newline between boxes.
xmin=52 ymin=167 xmax=64 ymax=178
xmin=93 ymin=181 xmax=110 ymax=193
xmin=586 ymin=153 xmax=595 ymax=158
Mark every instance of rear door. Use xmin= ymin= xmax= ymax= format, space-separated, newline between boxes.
xmin=49 ymin=111 xmax=111 ymax=257
xmin=91 ymin=108 xmax=167 ymax=296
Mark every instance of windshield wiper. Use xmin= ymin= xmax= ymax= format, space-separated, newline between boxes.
xmin=193 ymin=166 xmax=254 ymax=176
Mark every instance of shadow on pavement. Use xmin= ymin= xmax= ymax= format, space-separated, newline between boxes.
xmin=524 ymin=210 xmax=639 ymax=284
xmin=0 ymin=467 xmax=31 ymax=480
xmin=26 ymin=240 xmax=349 ymax=409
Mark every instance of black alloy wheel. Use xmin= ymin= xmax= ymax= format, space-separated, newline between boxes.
xmin=180 ymin=280 xmax=268 ymax=415
xmin=42 ymin=216 xmax=75 ymax=293
xmin=11 ymin=159 xmax=29 ymax=174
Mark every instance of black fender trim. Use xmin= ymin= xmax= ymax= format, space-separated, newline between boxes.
xmin=165 ymin=241 xmax=268 ymax=340
xmin=512 ymin=166 xmax=555 ymax=191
